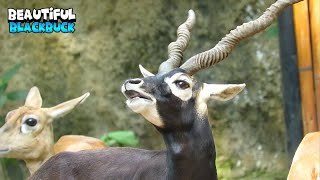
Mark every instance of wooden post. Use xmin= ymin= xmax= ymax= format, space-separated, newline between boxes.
xmin=309 ymin=0 xmax=320 ymax=130
xmin=278 ymin=7 xmax=304 ymax=164
xmin=293 ymin=0 xmax=318 ymax=134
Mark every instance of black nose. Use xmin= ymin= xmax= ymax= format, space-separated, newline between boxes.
xmin=127 ymin=79 xmax=142 ymax=84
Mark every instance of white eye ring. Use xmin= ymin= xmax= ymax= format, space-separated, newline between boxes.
xmin=21 ymin=115 xmax=39 ymax=134
xmin=164 ymin=73 xmax=193 ymax=101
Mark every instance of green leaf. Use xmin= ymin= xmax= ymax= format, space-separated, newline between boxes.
xmin=101 ymin=130 xmax=139 ymax=147
xmin=6 ymin=90 xmax=28 ymax=101
xmin=0 ymin=64 xmax=22 ymax=89
xmin=105 ymin=139 xmax=117 ymax=146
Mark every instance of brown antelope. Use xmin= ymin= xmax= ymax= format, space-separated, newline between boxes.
xmin=30 ymin=0 xmax=302 ymax=179
xmin=287 ymin=132 xmax=320 ymax=180
xmin=0 ymin=87 xmax=106 ymax=175
xmin=54 ymin=135 xmax=106 ymax=154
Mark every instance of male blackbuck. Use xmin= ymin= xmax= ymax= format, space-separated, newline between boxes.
xmin=287 ymin=132 xmax=320 ymax=180
xmin=0 ymin=87 xmax=106 ymax=175
xmin=30 ymin=0 xmax=302 ymax=179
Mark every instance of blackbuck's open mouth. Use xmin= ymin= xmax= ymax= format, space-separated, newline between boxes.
xmin=0 ymin=148 xmax=10 ymax=155
xmin=121 ymin=84 xmax=155 ymax=113
xmin=124 ymin=90 xmax=153 ymax=101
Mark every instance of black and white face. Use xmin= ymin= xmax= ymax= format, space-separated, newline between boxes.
xmin=122 ymin=67 xmax=246 ymax=130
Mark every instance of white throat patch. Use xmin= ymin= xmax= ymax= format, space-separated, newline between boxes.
xmin=126 ymin=99 xmax=164 ymax=128
xmin=140 ymin=104 xmax=164 ymax=128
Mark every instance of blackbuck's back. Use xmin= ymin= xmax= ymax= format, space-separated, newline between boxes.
xmin=30 ymin=147 xmax=167 ymax=180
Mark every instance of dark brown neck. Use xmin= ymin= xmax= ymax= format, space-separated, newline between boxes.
xmin=161 ymin=116 xmax=217 ymax=180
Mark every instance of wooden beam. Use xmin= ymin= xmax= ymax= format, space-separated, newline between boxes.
xmin=293 ymin=0 xmax=318 ymax=134
xmin=309 ymin=0 xmax=320 ymax=131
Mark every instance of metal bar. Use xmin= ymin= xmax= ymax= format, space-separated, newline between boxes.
xmin=278 ymin=6 xmax=304 ymax=165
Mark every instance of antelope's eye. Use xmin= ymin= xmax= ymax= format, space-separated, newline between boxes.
xmin=174 ymin=80 xmax=190 ymax=89
xmin=25 ymin=118 xmax=37 ymax=127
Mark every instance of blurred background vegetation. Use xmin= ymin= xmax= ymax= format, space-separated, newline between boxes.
xmin=0 ymin=0 xmax=287 ymax=179
xmin=0 ymin=65 xmax=28 ymax=180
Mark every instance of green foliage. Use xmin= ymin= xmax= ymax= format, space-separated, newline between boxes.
xmin=0 ymin=64 xmax=28 ymax=180
xmin=100 ymin=130 xmax=139 ymax=147
xmin=264 ymin=23 xmax=278 ymax=39
xmin=0 ymin=64 xmax=27 ymax=109
xmin=0 ymin=64 xmax=21 ymax=94
xmin=216 ymin=157 xmax=234 ymax=180
xmin=238 ymin=169 xmax=287 ymax=180
xmin=0 ymin=159 xmax=26 ymax=180
xmin=216 ymin=156 xmax=287 ymax=180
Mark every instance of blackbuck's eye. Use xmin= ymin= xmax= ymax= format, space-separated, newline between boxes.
xmin=25 ymin=118 xmax=37 ymax=127
xmin=174 ymin=80 xmax=190 ymax=89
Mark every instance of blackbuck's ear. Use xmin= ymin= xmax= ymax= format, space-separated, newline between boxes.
xmin=202 ymin=83 xmax=246 ymax=101
xmin=139 ymin=64 xmax=154 ymax=77
xmin=25 ymin=86 xmax=42 ymax=108
xmin=44 ymin=92 xmax=90 ymax=121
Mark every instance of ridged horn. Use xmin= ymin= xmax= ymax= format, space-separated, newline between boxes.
xmin=180 ymin=0 xmax=303 ymax=75
xmin=158 ymin=10 xmax=196 ymax=73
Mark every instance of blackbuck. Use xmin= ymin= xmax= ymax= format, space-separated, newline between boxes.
xmin=287 ymin=132 xmax=320 ymax=180
xmin=30 ymin=0 xmax=302 ymax=179
xmin=0 ymin=87 xmax=106 ymax=175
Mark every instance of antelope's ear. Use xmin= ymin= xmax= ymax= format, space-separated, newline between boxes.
xmin=139 ymin=64 xmax=154 ymax=77
xmin=5 ymin=110 xmax=17 ymax=122
xmin=25 ymin=87 xmax=42 ymax=108
xmin=44 ymin=92 xmax=90 ymax=120
xmin=201 ymin=83 xmax=246 ymax=101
